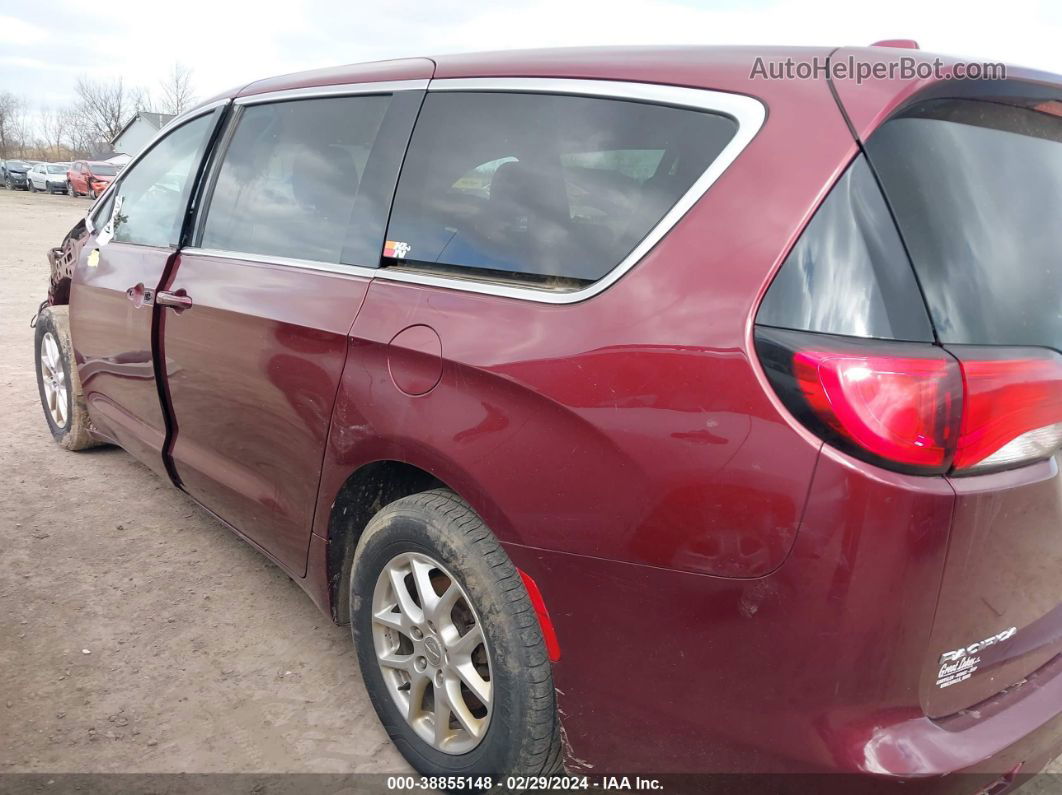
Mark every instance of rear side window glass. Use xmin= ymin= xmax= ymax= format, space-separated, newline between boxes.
xmin=757 ymin=155 xmax=934 ymax=341
xmin=200 ymin=94 xmax=391 ymax=265
xmin=110 ymin=113 xmax=215 ymax=248
xmin=867 ymin=98 xmax=1062 ymax=349
xmin=384 ymin=91 xmax=737 ymax=286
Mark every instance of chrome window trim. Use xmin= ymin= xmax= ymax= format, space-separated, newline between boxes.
xmin=182 ymin=247 xmax=378 ymax=279
xmin=372 ymin=77 xmax=766 ymax=304
xmin=234 ymin=79 xmax=429 ymax=106
xmin=165 ymin=78 xmax=764 ymax=300
xmin=86 ymin=99 xmax=229 ymax=235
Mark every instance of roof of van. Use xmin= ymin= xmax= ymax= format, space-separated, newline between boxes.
xmin=232 ymin=46 xmax=834 ymax=98
xmin=181 ymin=45 xmax=1059 ymax=139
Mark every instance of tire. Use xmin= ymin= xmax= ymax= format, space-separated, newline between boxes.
xmin=89 ymin=185 xmax=97 ymax=200
xmin=68 ymin=180 xmax=77 ymax=197
xmin=34 ymin=306 xmax=98 ymax=451
xmin=4 ymin=176 xmax=11 ymax=190
xmin=351 ymin=489 xmax=562 ymax=779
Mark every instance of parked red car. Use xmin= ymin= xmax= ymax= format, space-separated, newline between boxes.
xmin=66 ymin=159 xmax=118 ymax=198
xmin=34 ymin=45 xmax=1062 ymax=790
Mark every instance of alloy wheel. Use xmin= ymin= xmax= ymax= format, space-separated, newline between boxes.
xmin=39 ymin=332 xmax=68 ymax=428
xmin=371 ymin=551 xmax=493 ymax=754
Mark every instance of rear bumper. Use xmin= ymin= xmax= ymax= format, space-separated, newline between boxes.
xmin=854 ymin=655 xmax=1062 ymax=782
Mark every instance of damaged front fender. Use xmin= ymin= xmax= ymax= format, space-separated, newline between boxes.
xmin=46 ymin=217 xmax=89 ymax=307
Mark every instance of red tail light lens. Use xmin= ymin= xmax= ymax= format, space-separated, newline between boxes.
xmin=792 ymin=350 xmax=960 ymax=470
xmin=757 ymin=328 xmax=1062 ymax=475
xmin=954 ymin=351 xmax=1062 ymax=471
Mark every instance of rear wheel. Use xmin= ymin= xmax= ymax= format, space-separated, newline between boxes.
xmin=67 ymin=180 xmax=77 ymax=197
xmin=351 ymin=489 xmax=562 ymax=777
xmin=34 ymin=306 xmax=98 ymax=451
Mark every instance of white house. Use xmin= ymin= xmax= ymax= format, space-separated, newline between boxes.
xmin=111 ymin=111 xmax=175 ymax=157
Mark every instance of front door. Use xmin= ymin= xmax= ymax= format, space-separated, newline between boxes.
xmin=160 ymin=87 xmax=423 ymax=573
xmin=69 ymin=109 xmax=220 ymax=478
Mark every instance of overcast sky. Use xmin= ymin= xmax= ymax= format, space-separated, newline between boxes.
xmin=3 ymin=0 xmax=1062 ymax=113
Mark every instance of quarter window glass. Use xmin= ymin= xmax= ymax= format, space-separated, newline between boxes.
xmin=200 ymin=95 xmax=391 ymax=264
xmin=111 ymin=113 xmax=214 ymax=247
xmin=756 ymin=155 xmax=934 ymax=341
xmin=385 ymin=92 xmax=737 ymax=285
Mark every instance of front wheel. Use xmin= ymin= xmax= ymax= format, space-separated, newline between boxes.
xmin=67 ymin=180 xmax=77 ymax=197
xmin=34 ymin=306 xmax=99 ymax=450
xmin=351 ymin=489 xmax=562 ymax=777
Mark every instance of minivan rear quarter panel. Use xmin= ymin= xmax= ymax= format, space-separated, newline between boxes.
xmin=312 ymin=53 xmax=861 ymax=582
xmin=500 ymin=447 xmax=957 ymax=775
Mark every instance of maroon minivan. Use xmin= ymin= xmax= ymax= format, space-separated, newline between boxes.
xmin=33 ymin=45 xmax=1062 ymax=789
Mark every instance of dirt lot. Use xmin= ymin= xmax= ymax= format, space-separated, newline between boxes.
xmin=0 ymin=189 xmax=410 ymax=777
xmin=1 ymin=189 xmax=1059 ymax=790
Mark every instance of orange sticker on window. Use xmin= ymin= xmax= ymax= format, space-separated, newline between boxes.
xmin=383 ymin=240 xmax=411 ymax=259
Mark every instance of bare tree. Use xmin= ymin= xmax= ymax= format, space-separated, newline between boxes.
xmin=39 ymin=106 xmax=70 ymax=160
xmin=158 ymin=63 xmax=195 ymax=116
xmin=73 ymin=76 xmax=144 ymax=145
xmin=131 ymin=84 xmax=153 ymax=114
xmin=0 ymin=92 xmax=29 ymax=158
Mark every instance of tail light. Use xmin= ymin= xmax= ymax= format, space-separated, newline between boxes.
xmin=955 ymin=350 xmax=1062 ymax=471
xmin=757 ymin=327 xmax=1062 ymax=475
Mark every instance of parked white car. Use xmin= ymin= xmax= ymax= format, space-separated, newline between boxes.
xmin=28 ymin=163 xmax=71 ymax=194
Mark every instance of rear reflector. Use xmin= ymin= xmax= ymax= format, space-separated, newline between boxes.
xmin=757 ymin=327 xmax=1062 ymax=475
xmin=517 ymin=569 xmax=561 ymax=662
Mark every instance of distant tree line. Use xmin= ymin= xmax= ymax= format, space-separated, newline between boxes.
xmin=0 ymin=63 xmax=196 ymax=162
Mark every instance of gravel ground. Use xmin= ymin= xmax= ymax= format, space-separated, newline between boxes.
xmin=0 ymin=188 xmax=1059 ymax=791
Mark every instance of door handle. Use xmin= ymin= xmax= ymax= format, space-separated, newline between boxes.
xmin=156 ymin=289 xmax=192 ymax=312
xmin=125 ymin=283 xmax=154 ymax=309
